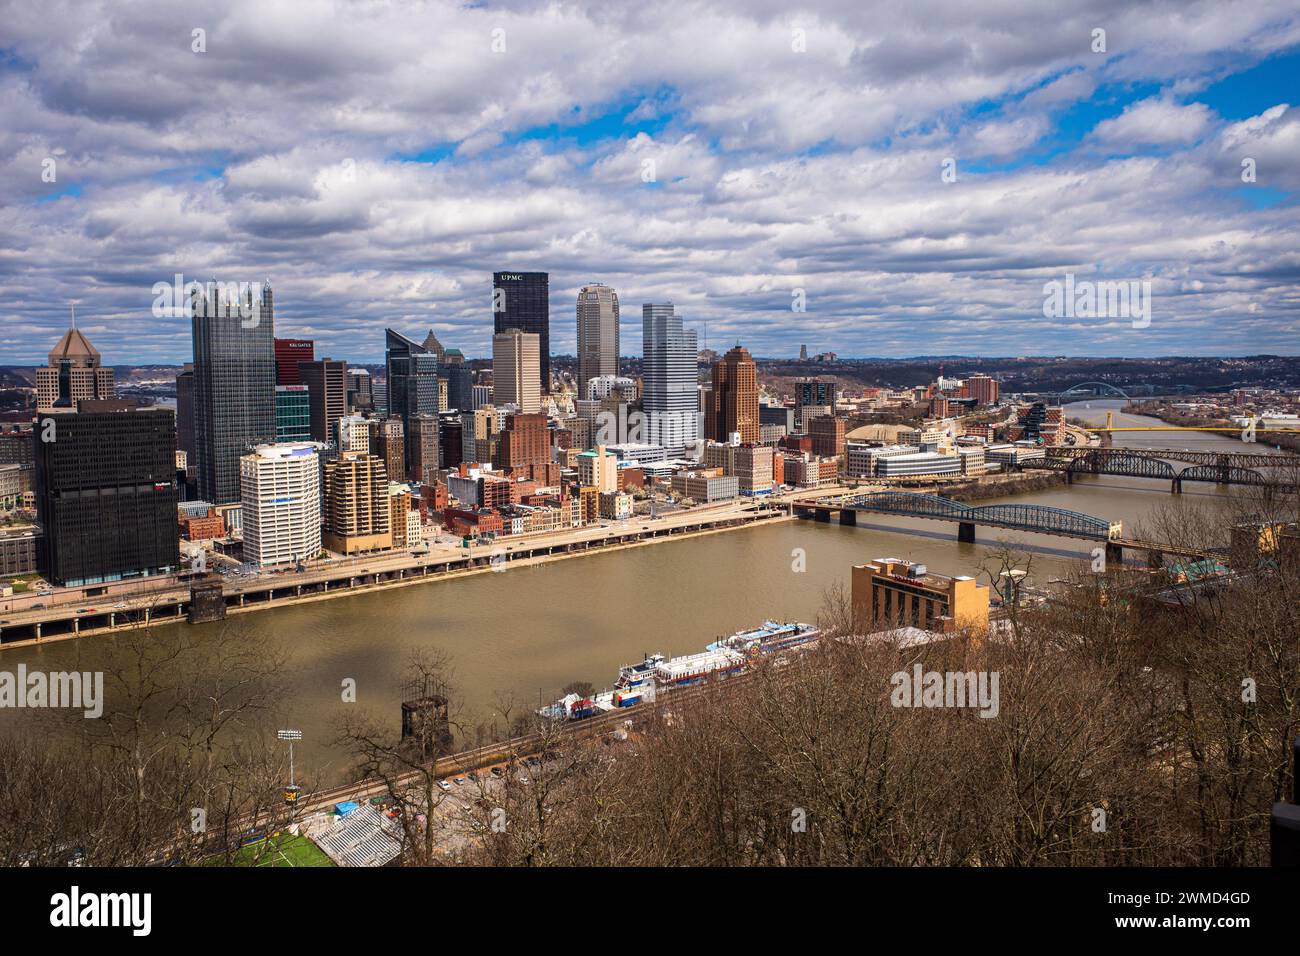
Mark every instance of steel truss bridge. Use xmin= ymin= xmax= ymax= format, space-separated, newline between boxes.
xmin=796 ymin=491 xmax=1123 ymax=542
xmin=1030 ymin=447 xmax=1298 ymax=492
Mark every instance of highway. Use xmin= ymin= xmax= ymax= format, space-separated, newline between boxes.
xmin=0 ymin=486 xmax=854 ymax=645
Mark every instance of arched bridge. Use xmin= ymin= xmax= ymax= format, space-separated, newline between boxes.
xmin=795 ymin=491 xmax=1123 ymax=542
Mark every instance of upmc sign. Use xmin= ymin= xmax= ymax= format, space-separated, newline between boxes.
xmin=499 ymin=274 xmax=525 ymax=281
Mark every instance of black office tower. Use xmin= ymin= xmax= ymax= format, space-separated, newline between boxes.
xmin=35 ymin=401 xmax=179 ymax=587
xmin=493 ymin=271 xmax=549 ymax=394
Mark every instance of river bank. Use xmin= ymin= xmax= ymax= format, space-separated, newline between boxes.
xmin=0 ymin=506 xmax=793 ymax=650
xmin=938 ymin=471 xmax=1069 ymax=502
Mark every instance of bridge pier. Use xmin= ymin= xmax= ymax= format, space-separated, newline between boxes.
xmin=957 ymin=521 xmax=976 ymax=543
xmin=1171 ymin=477 xmax=1181 ymax=494
xmin=1105 ymin=541 xmax=1124 ymax=567
xmin=814 ymin=508 xmax=831 ymax=523
xmin=1147 ymin=549 xmax=1164 ymax=570
xmin=839 ymin=509 xmax=857 ymax=527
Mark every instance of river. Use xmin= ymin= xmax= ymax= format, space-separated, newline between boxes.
xmin=2 ymin=399 xmax=1285 ymax=781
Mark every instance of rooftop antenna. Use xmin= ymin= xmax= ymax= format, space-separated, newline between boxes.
xmin=70 ymin=303 xmax=76 ymax=330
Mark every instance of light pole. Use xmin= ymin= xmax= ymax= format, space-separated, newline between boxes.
xmin=278 ymin=729 xmax=303 ymax=807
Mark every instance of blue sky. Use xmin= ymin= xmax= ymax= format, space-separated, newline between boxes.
xmin=1 ymin=0 xmax=1297 ymax=364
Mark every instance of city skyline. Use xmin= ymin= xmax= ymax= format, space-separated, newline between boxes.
xmin=2 ymin=2 xmax=1299 ymax=365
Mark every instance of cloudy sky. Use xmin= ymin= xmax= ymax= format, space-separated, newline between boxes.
xmin=1 ymin=0 xmax=1298 ymax=365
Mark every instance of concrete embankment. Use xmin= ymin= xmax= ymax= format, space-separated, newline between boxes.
xmin=0 ymin=508 xmax=793 ymax=649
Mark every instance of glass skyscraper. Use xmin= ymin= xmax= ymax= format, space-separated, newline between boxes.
xmin=641 ymin=303 xmax=699 ymax=457
xmin=275 ymin=385 xmax=312 ymax=442
xmin=385 ymin=329 xmax=440 ymax=472
xmin=191 ymin=281 xmax=276 ymax=504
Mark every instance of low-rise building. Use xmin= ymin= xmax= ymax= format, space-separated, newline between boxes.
xmin=852 ymin=557 xmax=989 ymax=633
xmin=875 ymin=452 xmax=961 ymax=478
xmin=670 ymin=472 xmax=739 ymax=503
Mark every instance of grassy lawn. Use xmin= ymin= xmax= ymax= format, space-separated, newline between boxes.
xmin=204 ymin=832 xmax=334 ymax=868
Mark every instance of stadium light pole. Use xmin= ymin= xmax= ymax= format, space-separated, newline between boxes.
xmin=278 ymin=729 xmax=303 ymax=808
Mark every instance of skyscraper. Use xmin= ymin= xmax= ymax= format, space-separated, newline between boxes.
xmin=299 ymin=358 xmax=348 ymax=444
xmin=795 ymin=378 xmax=835 ymax=428
xmin=323 ymin=452 xmax=391 ymax=554
xmin=175 ymin=363 xmax=195 ymax=467
xmin=376 ymin=417 xmax=406 ymax=484
xmin=577 ymin=283 xmax=620 ymax=401
xmin=347 ymin=368 xmax=374 ymax=413
xmin=36 ymin=323 xmax=115 ymax=412
xmin=495 ymin=412 xmax=549 ymax=477
xmin=385 ymin=329 xmax=440 ymax=471
xmin=493 ymin=271 xmax=549 ymax=393
xmin=492 ymin=329 xmax=542 ymax=413
xmin=35 ymin=401 xmax=179 ymax=586
xmin=273 ymin=338 xmax=314 ymax=386
xmin=439 ymin=349 xmax=473 ymax=413
xmin=641 ymin=303 xmax=699 ymax=456
xmin=240 ymin=442 xmax=322 ymax=567
xmin=706 ymin=344 xmax=759 ymax=443
xmin=191 ymin=281 xmax=276 ymax=504
xmin=274 ymin=385 xmax=312 ymax=442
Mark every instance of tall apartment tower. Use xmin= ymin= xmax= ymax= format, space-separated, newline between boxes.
xmin=641 ymin=303 xmax=699 ymax=456
xmin=240 ymin=442 xmax=322 ymax=567
xmin=322 ymin=453 xmax=392 ymax=554
xmin=964 ymin=374 xmax=1000 ymax=406
xmin=191 ymin=281 xmax=276 ymax=504
xmin=492 ymin=329 xmax=542 ymax=414
xmin=576 ymin=284 xmax=620 ymax=401
xmin=493 ymin=271 xmax=549 ymax=393
xmin=384 ymin=329 xmax=439 ymax=471
xmin=34 ymin=401 xmax=179 ymax=586
xmin=299 ymin=358 xmax=348 ymax=444
xmin=36 ymin=323 xmax=115 ymax=413
xmin=706 ymin=344 xmax=760 ymax=443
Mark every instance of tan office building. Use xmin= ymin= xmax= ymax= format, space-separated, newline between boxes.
xmin=493 ymin=329 xmax=542 ymax=414
xmin=852 ymin=558 xmax=989 ymax=634
xmin=36 ymin=326 xmax=115 ymax=412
